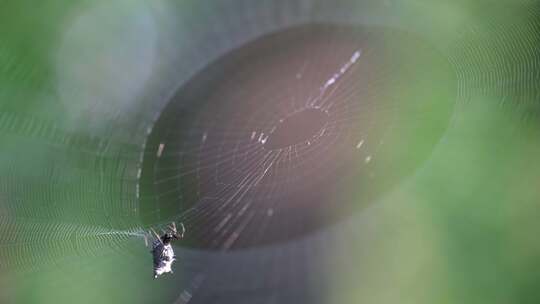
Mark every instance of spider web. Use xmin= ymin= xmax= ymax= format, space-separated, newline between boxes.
xmin=134 ymin=22 xmax=457 ymax=253
xmin=0 ymin=0 xmax=539 ymax=303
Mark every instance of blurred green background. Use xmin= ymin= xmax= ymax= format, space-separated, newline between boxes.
xmin=1 ymin=0 xmax=540 ymax=303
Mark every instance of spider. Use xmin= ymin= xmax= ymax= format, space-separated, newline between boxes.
xmin=147 ymin=222 xmax=185 ymax=279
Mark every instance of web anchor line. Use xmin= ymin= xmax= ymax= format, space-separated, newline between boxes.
xmin=309 ymin=49 xmax=362 ymax=111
